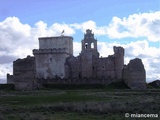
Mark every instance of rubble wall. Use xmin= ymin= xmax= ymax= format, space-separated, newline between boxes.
xmin=9 ymin=56 xmax=35 ymax=90
xmin=122 ymin=58 xmax=146 ymax=89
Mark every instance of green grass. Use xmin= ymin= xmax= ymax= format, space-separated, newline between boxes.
xmin=0 ymin=90 xmax=111 ymax=107
xmin=0 ymin=89 xmax=160 ymax=120
xmin=1 ymin=112 xmax=127 ymax=120
xmin=42 ymin=82 xmax=129 ymax=90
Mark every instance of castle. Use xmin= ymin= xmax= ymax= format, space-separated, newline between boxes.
xmin=7 ymin=29 xmax=146 ymax=90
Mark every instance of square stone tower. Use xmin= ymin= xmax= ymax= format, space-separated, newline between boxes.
xmin=33 ymin=36 xmax=73 ymax=79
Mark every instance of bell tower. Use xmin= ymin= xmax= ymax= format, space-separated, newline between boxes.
xmin=80 ymin=29 xmax=99 ymax=78
xmin=81 ymin=29 xmax=98 ymax=54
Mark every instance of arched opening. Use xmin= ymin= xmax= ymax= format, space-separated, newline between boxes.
xmin=91 ymin=43 xmax=94 ymax=49
xmin=85 ymin=43 xmax=88 ymax=49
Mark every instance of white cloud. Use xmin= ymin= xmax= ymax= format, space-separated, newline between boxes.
xmin=122 ymin=40 xmax=160 ymax=83
xmin=70 ymin=11 xmax=160 ymax=42
xmin=69 ymin=11 xmax=160 ymax=42
xmin=0 ymin=63 xmax=12 ymax=79
xmin=0 ymin=17 xmax=76 ymax=58
xmin=0 ymin=17 xmax=76 ymax=82
xmin=71 ymin=20 xmax=106 ymax=35
xmin=0 ymin=12 xmax=160 ymax=83
xmin=50 ymin=23 xmax=75 ymax=36
xmin=0 ymin=17 xmax=36 ymax=58
xmin=97 ymin=42 xmax=115 ymax=57
xmin=72 ymin=40 xmax=160 ymax=83
xmin=73 ymin=42 xmax=81 ymax=56
xmin=107 ymin=11 xmax=160 ymax=42
xmin=73 ymin=41 xmax=116 ymax=57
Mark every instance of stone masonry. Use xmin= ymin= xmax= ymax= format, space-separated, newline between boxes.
xmin=122 ymin=58 xmax=146 ymax=89
xmin=7 ymin=29 xmax=146 ymax=90
xmin=33 ymin=36 xmax=73 ymax=79
xmin=7 ymin=56 xmax=35 ymax=90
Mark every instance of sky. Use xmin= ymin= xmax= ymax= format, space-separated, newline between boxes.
xmin=0 ymin=0 xmax=160 ymax=83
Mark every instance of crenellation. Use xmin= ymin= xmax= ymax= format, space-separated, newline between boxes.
xmin=33 ymin=48 xmax=69 ymax=55
xmin=7 ymin=29 xmax=146 ymax=90
xmin=39 ymin=36 xmax=73 ymax=54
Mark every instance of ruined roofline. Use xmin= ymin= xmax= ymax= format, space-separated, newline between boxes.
xmin=33 ymin=48 xmax=71 ymax=55
xmin=38 ymin=36 xmax=73 ymax=40
xmin=13 ymin=55 xmax=34 ymax=62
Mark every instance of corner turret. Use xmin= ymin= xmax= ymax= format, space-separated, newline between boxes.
xmin=114 ymin=46 xmax=124 ymax=80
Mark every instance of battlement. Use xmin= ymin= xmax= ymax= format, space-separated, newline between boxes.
xmin=13 ymin=55 xmax=34 ymax=64
xmin=6 ymin=29 xmax=146 ymax=90
xmin=113 ymin=46 xmax=124 ymax=56
xmin=38 ymin=36 xmax=73 ymax=55
xmin=33 ymin=48 xmax=70 ymax=55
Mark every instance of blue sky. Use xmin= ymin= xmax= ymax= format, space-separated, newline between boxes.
xmin=0 ymin=0 xmax=160 ymax=83
xmin=1 ymin=0 xmax=159 ymax=25
xmin=1 ymin=0 xmax=159 ymax=46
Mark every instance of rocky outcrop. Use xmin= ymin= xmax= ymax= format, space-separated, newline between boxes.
xmin=122 ymin=58 xmax=146 ymax=89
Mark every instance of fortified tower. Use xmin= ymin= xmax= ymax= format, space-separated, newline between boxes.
xmin=80 ymin=29 xmax=99 ymax=78
xmin=6 ymin=29 xmax=146 ymax=90
xmin=113 ymin=46 xmax=124 ymax=80
xmin=33 ymin=36 xmax=73 ymax=79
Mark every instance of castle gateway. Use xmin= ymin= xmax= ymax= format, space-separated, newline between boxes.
xmin=7 ymin=29 xmax=146 ymax=90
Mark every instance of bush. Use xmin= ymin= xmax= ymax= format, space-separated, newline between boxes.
xmin=0 ymin=84 xmax=15 ymax=90
xmin=42 ymin=84 xmax=105 ymax=90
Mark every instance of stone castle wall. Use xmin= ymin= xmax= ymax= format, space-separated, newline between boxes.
xmin=113 ymin=46 xmax=124 ymax=80
xmin=96 ymin=57 xmax=115 ymax=79
xmin=7 ymin=56 xmax=35 ymax=90
xmin=65 ymin=56 xmax=80 ymax=78
xmin=7 ymin=29 xmax=146 ymax=90
xmin=39 ymin=36 xmax=73 ymax=54
xmin=122 ymin=58 xmax=146 ymax=89
xmin=33 ymin=36 xmax=73 ymax=79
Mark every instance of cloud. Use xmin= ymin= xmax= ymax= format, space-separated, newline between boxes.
xmin=122 ymin=40 xmax=160 ymax=82
xmin=73 ymin=42 xmax=81 ymax=56
xmin=72 ymin=40 xmax=160 ymax=83
xmin=70 ymin=11 xmax=160 ymax=42
xmin=0 ymin=11 xmax=160 ymax=83
xmin=0 ymin=17 xmax=76 ymax=81
xmin=0 ymin=79 xmax=6 ymax=84
xmin=97 ymin=40 xmax=160 ymax=83
xmin=71 ymin=20 xmax=106 ymax=35
xmin=49 ymin=23 xmax=75 ymax=35
xmin=0 ymin=63 xmax=12 ymax=79
xmin=0 ymin=17 xmax=36 ymax=58
xmin=106 ymin=11 xmax=160 ymax=42
xmin=0 ymin=17 xmax=76 ymax=58
xmin=0 ymin=55 xmax=16 ymax=64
